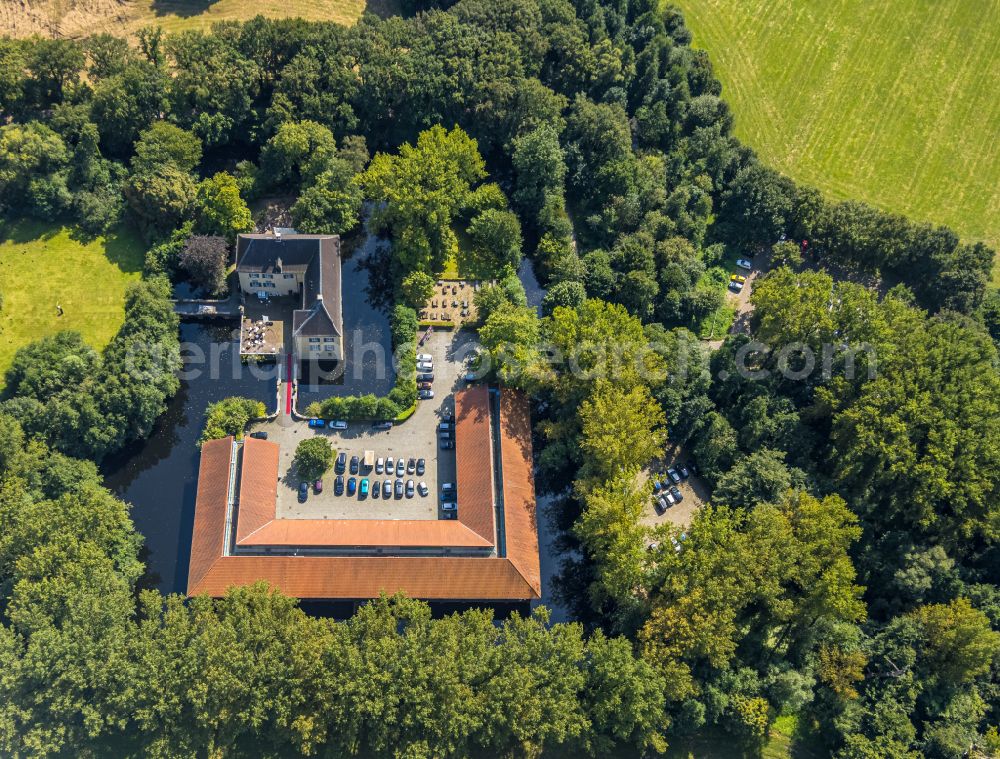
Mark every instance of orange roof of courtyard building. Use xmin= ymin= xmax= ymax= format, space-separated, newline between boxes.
xmin=186 ymin=388 xmax=541 ymax=601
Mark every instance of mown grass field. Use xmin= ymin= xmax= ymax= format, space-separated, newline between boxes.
xmin=0 ymin=0 xmax=380 ymax=39
xmin=675 ymin=0 xmax=1000 ymax=275
xmin=0 ymin=221 xmax=144 ymax=387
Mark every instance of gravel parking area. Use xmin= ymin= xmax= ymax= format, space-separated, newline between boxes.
xmin=252 ymin=328 xmax=481 ymax=521
xmin=638 ymin=452 xmax=708 ymax=531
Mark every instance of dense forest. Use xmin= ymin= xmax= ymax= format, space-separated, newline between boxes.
xmin=0 ymin=0 xmax=999 ymax=756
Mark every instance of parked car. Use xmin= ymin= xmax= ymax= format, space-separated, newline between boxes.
xmin=371 ymin=479 xmax=380 ymax=498
xmin=441 ymin=412 xmax=454 ymax=424
xmin=438 ymin=430 xmax=453 ymax=441
xmin=335 ymin=452 xmax=346 ymax=474
xmin=655 ymin=496 xmax=668 ymax=513
xmin=667 ymin=468 xmax=681 ymax=484
xmin=440 ymin=439 xmax=454 ymax=450
xmin=249 ymin=431 xmax=268 ymax=440
xmin=416 ymin=361 xmax=433 ymax=372
xmin=314 ymin=479 xmax=323 ymax=494
xmin=669 ymin=486 xmax=683 ymax=503
xmin=417 ymin=481 xmax=429 ymax=496
xmin=360 ymin=478 xmax=369 ymax=497
xmin=347 ymin=477 xmax=357 ymax=496
xmin=441 ymin=502 xmax=457 ymax=512
xmin=419 ymin=389 xmax=434 ymax=400
xmin=334 ymin=475 xmax=344 ymax=495
xmin=652 ymin=480 xmax=663 ymax=493
xmin=441 ymin=483 xmax=455 ymax=495
xmin=308 ymin=418 xmax=326 ymax=428
xmin=417 ymin=373 xmax=434 ymax=382
xmin=677 ymin=464 xmax=690 ymax=479
xmin=329 ymin=420 xmax=348 ymax=430
xmin=375 ymin=457 xmax=385 ymax=474
xmin=386 ymin=456 xmax=394 ymax=473
xmin=406 ymin=457 xmax=416 ymax=474
xmin=382 ymin=480 xmax=392 ymax=498
xmin=730 ymin=273 xmax=747 ymax=284
xmin=394 ymin=479 xmax=404 ymax=498
xmin=298 ymin=482 xmax=309 ymax=502
xmin=418 ymin=381 xmax=433 ymax=390
xmin=441 ymin=510 xmax=457 ymax=520
xmin=405 ymin=480 xmax=415 ymax=498
xmin=392 ymin=459 xmax=402 ymax=477
xmin=736 ymin=258 xmax=753 ymax=271
xmin=350 ymin=455 xmax=360 ymax=475
xmin=417 ymin=353 xmax=433 ymax=363
xmin=372 ymin=421 xmax=393 ymax=431
xmin=438 ymin=421 xmax=452 ymax=432
xmin=416 ymin=458 xmax=425 ymax=476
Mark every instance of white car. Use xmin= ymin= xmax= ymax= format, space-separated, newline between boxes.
xmin=375 ymin=457 xmax=385 ymax=474
xmin=440 ymin=502 xmax=457 ymax=511
xmin=416 ymin=361 xmax=433 ymax=372
xmin=417 ymin=481 xmax=429 ymax=496
xmin=736 ymin=258 xmax=753 ymax=271
xmin=417 ymin=353 xmax=433 ymax=362
xmin=329 ymin=420 xmax=348 ymax=430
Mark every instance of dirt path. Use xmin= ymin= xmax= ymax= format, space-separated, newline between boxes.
xmin=706 ymin=249 xmax=764 ymax=350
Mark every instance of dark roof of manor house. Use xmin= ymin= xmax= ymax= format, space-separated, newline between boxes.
xmin=236 ymin=233 xmax=343 ymax=339
xmin=187 ymin=387 xmax=541 ymax=601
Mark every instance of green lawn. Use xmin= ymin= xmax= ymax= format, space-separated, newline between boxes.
xmin=0 ymin=221 xmax=145 ymax=388
xmin=674 ymin=0 xmax=1000 ymax=277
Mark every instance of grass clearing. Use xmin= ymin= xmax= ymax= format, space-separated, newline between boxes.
xmin=674 ymin=0 xmax=1000 ymax=275
xmin=0 ymin=221 xmax=144 ymax=387
xmin=0 ymin=0 xmax=390 ymax=39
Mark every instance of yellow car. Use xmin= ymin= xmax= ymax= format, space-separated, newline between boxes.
xmin=730 ymin=273 xmax=747 ymax=284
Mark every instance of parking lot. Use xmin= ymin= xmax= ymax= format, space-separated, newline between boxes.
xmin=638 ymin=452 xmax=708 ymax=531
xmin=252 ymin=328 xmax=481 ymax=521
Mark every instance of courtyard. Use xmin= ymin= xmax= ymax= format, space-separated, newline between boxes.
xmin=251 ymin=328 xmax=482 ymax=522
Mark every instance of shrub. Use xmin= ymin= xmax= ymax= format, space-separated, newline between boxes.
xmin=199 ymin=396 xmax=266 ymax=445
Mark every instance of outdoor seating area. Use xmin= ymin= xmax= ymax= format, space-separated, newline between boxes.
xmin=420 ymin=279 xmax=480 ymax=325
xmin=240 ymin=316 xmax=283 ymax=356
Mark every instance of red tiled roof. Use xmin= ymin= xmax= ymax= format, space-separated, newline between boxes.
xmin=239 ymin=519 xmax=493 ymax=548
xmin=187 ymin=387 xmax=541 ymax=601
xmin=454 ymin=386 xmax=495 ymax=543
xmin=189 ymin=556 xmax=536 ymax=600
xmin=187 ymin=437 xmax=235 ymax=593
xmin=499 ymin=390 xmax=541 ymax=597
xmin=235 ymin=436 xmax=280 ymax=543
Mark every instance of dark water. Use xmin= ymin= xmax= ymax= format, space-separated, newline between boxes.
xmin=102 ymin=321 xmax=275 ymax=594
xmin=297 ymin=231 xmax=396 ymax=403
xmin=518 ymin=258 xmax=545 ymax=314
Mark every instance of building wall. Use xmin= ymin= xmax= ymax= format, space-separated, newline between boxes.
xmin=239 ymin=271 xmax=300 ymax=297
xmin=295 ymin=334 xmax=343 ymax=361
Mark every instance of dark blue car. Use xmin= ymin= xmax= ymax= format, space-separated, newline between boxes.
xmin=297 ymin=482 xmax=309 ymax=502
xmin=347 ymin=477 xmax=357 ymax=496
